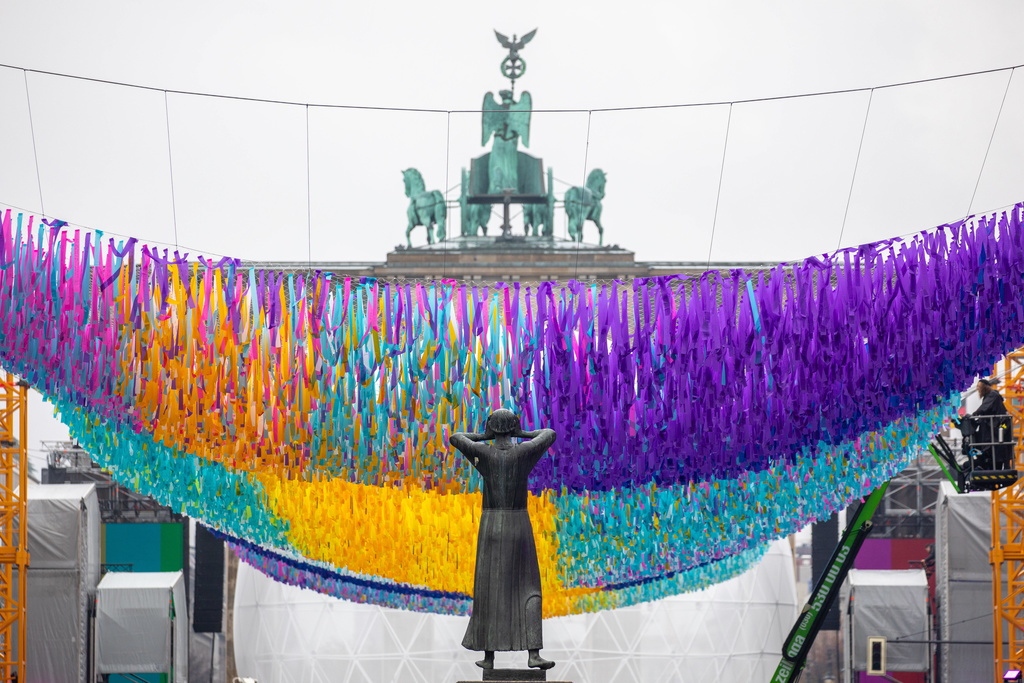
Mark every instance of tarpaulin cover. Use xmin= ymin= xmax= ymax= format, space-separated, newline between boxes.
xmin=938 ymin=480 xmax=991 ymax=582
xmin=27 ymin=569 xmax=81 ymax=683
xmin=936 ymin=480 xmax=994 ymax=683
xmin=841 ymin=569 xmax=929 ymax=672
xmin=25 ymin=483 xmax=100 ymax=683
xmin=95 ymin=571 xmax=188 ymax=683
xmin=26 ymin=484 xmax=100 ymax=578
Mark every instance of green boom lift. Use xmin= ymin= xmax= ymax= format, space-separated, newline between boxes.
xmin=772 ymin=483 xmax=889 ymax=683
xmin=772 ymin=420 xmax=1019 ymax=682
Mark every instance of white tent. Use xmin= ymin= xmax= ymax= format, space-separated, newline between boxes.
xmin=233 ymin=539 xmax=798 ymax=683
xmin=936 ymin=480 xmax=994 ymax=683
xmin=25 ymin=483 xmax=100 ymax=683
xmin=96 ymin=571 xmax=189 ymax=683
xmin=840 ymin=569 xmax=929 ymax=681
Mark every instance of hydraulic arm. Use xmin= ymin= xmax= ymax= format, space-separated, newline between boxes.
xmin=772 ymin=483 xmax=889 ymax=683
xmin=771 ymin=419 xmax=1017 ymax=683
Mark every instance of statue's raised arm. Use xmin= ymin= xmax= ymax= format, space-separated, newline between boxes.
xmin=513 ymin=426 xmax=555 ymax=454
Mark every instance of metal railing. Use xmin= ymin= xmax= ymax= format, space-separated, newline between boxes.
xmin=958 ymin=413 xmax=1014 ymax=469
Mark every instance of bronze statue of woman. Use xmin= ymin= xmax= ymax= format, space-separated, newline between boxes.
xmin=449 ymin=409 xmax=557 ymax=671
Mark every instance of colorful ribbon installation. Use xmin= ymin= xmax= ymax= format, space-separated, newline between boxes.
xmin=1 ymin=204 xmax=1022 ymax=616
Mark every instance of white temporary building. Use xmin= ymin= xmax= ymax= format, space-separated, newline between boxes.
xmin=936 ymin=480 xmax=995 ymax=683
xmin=25 ymin=483 xmax=100 ymax=683
xmin=95 ymin=571 xmax=189 ymax=683
xmin=233 ymin=538 xmax=799 ymax=683
xmin=840 ymin=569 xmax=929 ymax=681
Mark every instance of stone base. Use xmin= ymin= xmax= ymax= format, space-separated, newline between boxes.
xmin=382 ymin=235 xmax=643 ymax=282
xmin=484 ymin=670 xmax=545 ymax=681
xmin=454 ymin=669 xmax=574 ymax=682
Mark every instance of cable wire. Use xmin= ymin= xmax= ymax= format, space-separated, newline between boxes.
xmin=5 ymin=196 xmax=1022 ymax=278
xmin=163 ymin=91 xmax=179 ymax=249
xmin=443 ymin=111 xmax=451 ymax=278
xmin=0 ymin=199 xmax=230 ymax=259
xmin=779 ymin=199 xmax=1024 ymax=265
xmin=706 ymin=103 xmax=733 ymax=268
xmin=891 ymin=612 xmax=990 ymax=642
xmin=836 ymin=88 xmax=875 ymax=250
xmin=305 ymin=104 xmax=312 ymax=266
xmin=573 ymin=110 xmax=593 ymax=279
xmin=966 ymin=67 xmax=1016 ymax=218
xmin=7 ymin=59 xmax=1024 ymax=274
xmin=23 ymin=71 xmax=44 ymax=217
xmin=3 ymin=61 xmax=1022 ymax=114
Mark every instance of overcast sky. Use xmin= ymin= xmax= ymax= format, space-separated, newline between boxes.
xmin=3 ymin=0 xmax=1024 ymax=453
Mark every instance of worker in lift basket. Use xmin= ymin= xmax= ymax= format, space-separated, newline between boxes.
xmin=966 ymin=377 xmax=1013 ymax=470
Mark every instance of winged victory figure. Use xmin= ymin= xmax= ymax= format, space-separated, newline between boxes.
xmin=481 ymin=90 xmax=532 ymax=194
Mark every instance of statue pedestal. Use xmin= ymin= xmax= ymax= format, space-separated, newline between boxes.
xmin=383 ymin=235 xmax=643 ymax=282
xmin=457 ymin=669 xmax=575 ymax=682
xmin=485 ymin=671 xmax=546 ymax=681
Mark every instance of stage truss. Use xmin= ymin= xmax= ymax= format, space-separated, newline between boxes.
xmin=992 ymin=350 xmax=1024 ymax=681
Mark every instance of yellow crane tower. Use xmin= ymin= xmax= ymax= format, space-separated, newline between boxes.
xmin=991 ymin=349 xmax=1024 ymax=680
xmin=0 ymin=372 xmax=28 ymax=682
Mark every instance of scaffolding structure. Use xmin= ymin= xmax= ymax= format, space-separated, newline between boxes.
xmin=0 ymin=373 xmax=28 ymax=682
xmin=871 ymin=451 xmax=948 ymax=539
xmin=42 ymin=440 xmax=179 ymax=524
xmin=991 ymin=350 xmax=1024 ymax=681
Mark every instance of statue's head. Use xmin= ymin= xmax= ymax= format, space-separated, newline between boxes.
xmin=498 ymin=89 xmax=514 ymax=103
xmin=587 ymin=168 xmax=607 ymax=190
xmin=486 ymin=409 xmax=521 ymax=436
xmin=402 ymin=168 xmax=424 ymax=198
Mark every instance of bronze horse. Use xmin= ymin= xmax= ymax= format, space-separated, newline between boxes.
xmin=564 ymin=169 xmax=606 ymax=245
xmin=403 ymin=169 xmax=447 ymax=246
xmin=463 ymin=204 xmax=493 ymax=237
xmin=523 ymin=203 xmax=553 ymax=237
